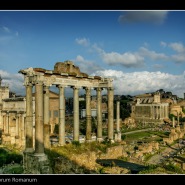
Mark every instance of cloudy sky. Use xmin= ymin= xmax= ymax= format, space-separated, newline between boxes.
xmin=0 ymin=11 xmax=185 ymax=97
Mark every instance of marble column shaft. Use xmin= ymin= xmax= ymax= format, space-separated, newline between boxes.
xmin=97 ymin=88 xmax=102 ymax=141
xmin=116 ymin=101 xmax=120 ymax=132
xmin=6 ymin=112 xmax=9 ymax=135
xmin=172 ymin=117 xmax=175 ymax=127
xmin=35 ymin=82 xmax=44 ymax=154
xmin=86 ymin=87 xmax=91 ymax=141
xmin=108 ymin=87 xmax=114 ymax=140
xmin=3 ymin=113 xmax=6 ymax=134
xmin=159 ymin=106 xmax=162 ymax=119
xmin=15 ymin=114 xmax=19 ymax=137
xmin=73 ymin=87 xmax=79 ymax=141
xmin=25 ymin=84 xmax=33 ymax=150
xmin=59 ymin=85 xmax=65 ymax=146
xmin=43 ymin=85 xmax=51 ymax=148
xmin=165 ymin=106 xmax=168 ymax=118
xmin=2 ymin=113 xmax=6 ymax=133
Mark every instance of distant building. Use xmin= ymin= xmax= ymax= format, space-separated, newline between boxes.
xmin=131 ymin=92 xmax=169 ymax=124
xmin=80 ymin=100 xmax=107 ymax=118
xmin=81 ymin=109 xmax=97 ymax=118
xmin=0 ymin=77 xmax=59 ymax=147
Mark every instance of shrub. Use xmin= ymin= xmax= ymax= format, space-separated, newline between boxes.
xmin=121 ymin=134 xmax=126 ymax=140
xmin=72 ymin=141 xmax=81 ymax=147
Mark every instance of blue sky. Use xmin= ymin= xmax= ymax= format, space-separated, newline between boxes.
xmin=0 ymin=10 xmax=185 ymax=97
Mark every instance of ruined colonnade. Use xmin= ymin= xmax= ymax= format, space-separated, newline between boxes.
xmin=135 ymin=104 xmax=169 ymax=121
xmin=19 ymin=61 xmax=114 ymax=157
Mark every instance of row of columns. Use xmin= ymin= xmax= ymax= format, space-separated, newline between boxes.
xmin=25 ymin=78 xmax=114 ymax=155
xmin=1 ymin=111 xmax=25 ymax=144
xmin=150 ymin=105 xmax=168 ymax=119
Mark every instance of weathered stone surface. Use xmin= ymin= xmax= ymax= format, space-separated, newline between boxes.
xmin=23 ymin=152 xmax=52 ymax=174
xmin=54 ymin=61 xmax=88 ymax=77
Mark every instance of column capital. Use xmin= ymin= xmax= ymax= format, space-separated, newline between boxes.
xmin=33 ymin=74 xmax=45 ymax=85
xmin=84 ymin=87 xmax=92 ymax=90
xmin=24 ymin=76 xmax=34 ymax=86
xmin=57 ymin=84 xmax=67 ymax=88
xmin=107 ymin=87 xmax=114 ymax=91
xmin=95 ymin=87 xmax=103 ymax=91
xmin=71 ymin=86 xmax=81 ymax=90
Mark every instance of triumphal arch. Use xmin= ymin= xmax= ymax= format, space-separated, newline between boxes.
xmin=19 ymin=60 xmax=114 ymax=173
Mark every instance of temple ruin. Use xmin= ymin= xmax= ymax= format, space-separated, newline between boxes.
xmin=131 ymin=92 xmax=169 ymax=124
xmin=17 ymin=60 xmax=114 ymax=173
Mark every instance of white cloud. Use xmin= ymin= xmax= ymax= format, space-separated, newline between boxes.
xmin=169 ymin=42 xmax=185 ymax=53
xmin=171 ymin=54 xmax=185 ymax=63
xmin=75 ymin=38 xmax=90 ymax=47
xmin=102 ymin=51 xmax=144 ymax=68
xmin=0 ymin=70 xmax=24 ymax=95
xmin=74 ymin=55 xmax=103 ymax=75
xmin=139 ymin=47 xmax=168 ymax=60
xmin=94 ymin=45 xmax=145 ymax=68
xmin=92 ymin=70 xmax=185 ymax=98
xmin=119 ymin=11 xmax=168 ymax=24
xmin=160 ymin=41 xmax=167 ymax=47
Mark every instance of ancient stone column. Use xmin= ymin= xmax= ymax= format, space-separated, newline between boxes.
xmin=43 ymin=85 xmax=51 ymax=148
xmin=96 ymin=87 xmax=103 ymax=142
xmin=20 ymin=114 xmax=26 ymax=147
xmin=85 ymin=87 xmax=92 ymax=141
xmin=163 ymin=106 xmax=165 ymax=118
xmin=116 ymin=101 xmax=120 ymax=132
xmin=15 ymin=114 xmax=19 ymax=137
xmin=156 ymin=106 xmax=159 ymax=119
xmin=35 ymin=81 xmax=44 ymax=155
xmin=172 ymin=117 xmax=175 ymax=128
xmin=165 ymin=106 xmax=168 ymax=118
xmin=161 ymin=106 xmax=164 ymax=119
xmin=115 ymin=101 xmax=121 ymax=142
xmin=0 ymin=111 xmax=2 ymax=130
xmin=25 ymin=84 xmax=34 ymax=152
xmin=108 ymin=87 xmax=114 ymax=142
xmin=6 ymin=112 xmax=9 ymax=135
xmin=3 ymin=113 xmax=7 ymax=134
xmin=153 ymin=106 xmax=155 ymax=119
xmin=150 ymin=105 xmax=152 ymax=119
xmin=58 ymin=85 xmax=66 ymax=146
xmin=159 ymin=106 xmax=162 ymax=119
xmin=73 ymin=86 xmax=79 ymax=141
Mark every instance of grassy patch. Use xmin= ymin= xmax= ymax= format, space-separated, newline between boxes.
xmin=124 ymin=130 xmax=169 ymax=143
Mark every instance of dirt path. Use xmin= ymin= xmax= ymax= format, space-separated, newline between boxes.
xmin=123 ymin=128 xmax=152 ymax=135
xmin=147 ymin=143 xmax=184 ymax=165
